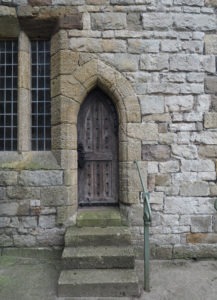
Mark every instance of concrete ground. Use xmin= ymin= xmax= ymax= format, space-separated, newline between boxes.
xmin=0 ymin=249 xmax=217 ymax=300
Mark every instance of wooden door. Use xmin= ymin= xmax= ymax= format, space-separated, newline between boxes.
xmin=78 ymin=88 xmax=118 ymax=206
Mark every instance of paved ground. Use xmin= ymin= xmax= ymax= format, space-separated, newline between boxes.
xmin=0 ymin=250 xmax=217 ymax=300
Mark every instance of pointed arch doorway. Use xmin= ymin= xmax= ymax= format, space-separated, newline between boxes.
xmin=77 ymin=88 xmax=119 ymax=206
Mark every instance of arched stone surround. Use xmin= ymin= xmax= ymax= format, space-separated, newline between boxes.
xmin=51 ymin=57 xmax=142 ymax=224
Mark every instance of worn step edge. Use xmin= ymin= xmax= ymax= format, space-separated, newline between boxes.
xmin=65 ymin=226 xmax=132 ymax=247
xmin=76 ymin=208 xmax=123 ymax=227
xmin=58 ymin=269 xmax=140 ymax=297
xmin=62 ymin=246 xmax=135 ymax=269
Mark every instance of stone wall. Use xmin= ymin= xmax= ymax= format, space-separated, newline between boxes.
xmin=1 ymin=0 xmax=217 ymax=259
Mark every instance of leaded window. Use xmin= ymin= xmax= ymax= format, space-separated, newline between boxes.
xmin=31 ymin=40 xmax=51 ymax=150
xmin=0 ymin=40 xmax=18 ymax=151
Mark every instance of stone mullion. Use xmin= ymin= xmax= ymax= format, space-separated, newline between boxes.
xmin=18 ymin=31 xmax=31 ymax=152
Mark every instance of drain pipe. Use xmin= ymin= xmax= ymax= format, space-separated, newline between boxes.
xmin=134 ymin=161 xmax=152 ymax=292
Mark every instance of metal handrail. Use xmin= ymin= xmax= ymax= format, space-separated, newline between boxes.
xmin=134 ymin=160 xmax=152 ymax=292
xmin=134 ymin=160 xmax=152 ymax=223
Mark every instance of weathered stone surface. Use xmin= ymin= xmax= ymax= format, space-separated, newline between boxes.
xmin=13 ymin=234 xmax=36 ymax=247
xmin=52 ymin=124 xmax=77 ymax=150
xmin=0 ymin=203 xmax=18 ymax=216
xmin=155 ymin=174 xmax=171 ymax=186
xmin=173 ymin=244 xmax=217 ymax=259
xmin=199 ymin=146 xmax=217 ymax=158
xmin=173 ymin=14 xmax=216 ymax=31
xmin=128 ymin=39 xmax=159 ymax=54
xmin=181 ymin=159 xmax=215 ymax=172
xmin=91 ymin=13 xmax=127 ymax=30
xmin=142 ymin=13 xmax=173 ymax=29
xmin=172 ymin=145 xmax=198 ymax=159
xmin=18 ymin=171 xmax=63 ymax=186
xmin=51 ymin=51 xmax=79 ymax=79
xmin=159 ymin=161 xmax=180 ymax=173
xmin=127 ymin=13 xmax=143 ymax=31
xmin=174 ymin=0 xmax=204 ymax=5
xmin=39 ymin=216 xmax=56 ymax=229
xmin=140 ymin=96 xmax=164 ymax=114
xmin=7 ymin=187 xmax=40 ymax=199
xmin=170 ymin=54 xmax=200 ymax=71
xmin=186 ymin=233 xmax=217 ymax=244
xmin=0 ymin=234 xmax=13 ymax=247
xmin=40 ymin=187 xmax=69 ymax=206
xmin=205 ymin=76 xmax=217 ymax=93
xmin=140 ymin=54 xmax=169 ymax=71
xmin=191 ymin=216 xmax=212 ymax=233
xmin=0 ymin=171 xmax=18 ymax=186
xmin=205 ymin=34 xmax=217 ymax=55
xmin=127 ymin=123 xmax=158 ymax=141
xmin=142 ymin=145 xmax=171 ymax=161
xmin=165 ymin=96 xmax=194 ymax=112
xmin=204 ymin=112 xmax=217 ymax=128
xmin=180 ymin=182 xmax=209 ymax=196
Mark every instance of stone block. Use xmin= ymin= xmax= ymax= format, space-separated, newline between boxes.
xmin=140 ymin=54 xmax=169 ymax=71
xmin=180 ymin=181 xmax=209 ymax=197
xmin=0 ymin=234 xmax=13 ymax=247
xmin=205 ymin=76 xmax=217 ymax=93
xmin=170 ymin=54 xmax=200 ymax=71
xmin=173 ymin=244 xmax=217 ymax=259
xmin=161 ymin=40 xmax=181 ymax=52
xmin=91 ymin=13 xmax=127 ymax=30
xmin=51 ymin=51 xmax=79 ymax=79
xmin=191 ymin=132 xmax=217 ymax=144
xmin=39 ymin=215 xmax=56 ymax=229
xmin=165 ymin=95 xmax=194 ymax=112
xmin=172 ymin=145 xmax=198 ymax=159
xmin=196 ymin=94 xmax=211 ymax=112
xmin=51 ymin=75 xmax=86 ymax=102
xmin=7 ymin=186 xmax=40 ymax=200
xmin=165 ymin=197 xmax=214 ymax=214
xmin=205 ymin=34 xmax=217 ymax=55
xmin=181 ymin=159 xmax=215 ymax=172
xmin=51 ymin=30 xmax=69 ymax=56
xmin=211 ymin=95 xmax=217 ymax=111
xmin=109 ymin=54 xmax=138 ymax=72
xmin=21 ymin=216 xmax=37 ymax=228
xmin=0 ymin=171 xmax=18 ymax=186
xmin=186 ymin=233 xmax=217 ymax=244
xmin=173 ymin=14 xmax=216 ymax=31
xmin=119 ymin=140 xmax=141 ymax=162
xmin=191 ymin=216 xmax=212 ymax=233
xmin=18 ymin=171 xmax=63 ymax=186
xmin=14 ymin=234 xmax=36 ymax=247
xmin=127 ymin=123 xmax=158 ymax=141
xmin=127 ymin=13 xmax=143 ymax=31
xmin=0 ymin=217 xmax=10 ymax=227
xmin=0 ymin=203 xmax=18 ymax=216
xmin=140 ymin=95 xmax=164 ymax=114
xmin=174 ymin=0 xmax=204 ymax=5
xmin=41 ymin=187 xmax=70 ymax=206
xmin=102 ymin=39 xmax=127 ymax=53
xmin=52 ymin=124 xmax=77 ymax=150
xmin=155 ymin=174 xmax=171 ymax=186
xmin=36 ymin=228 xmax=65 ymax=246
xmin=150 ymin=245 xmax=173 ymax=259
xmin=0 ymin=7 xmax=20 ymax=38
xmin=142 ymin=145 xmax=171 ymax=161
xmin=51 ymin=96 xmax=80 ymax=126
xmin=159 ymin=161 xmax=180 ymax=173
xmin=206 ymin=0 xmax=217 ymax=6
xmin=204 ymin=112 xmax=217 ymax=128
xmin=142 ymin=13 xmax=173 ymax=29
xmin=128 ymin=39 xmax=159 ymax=54
xmin=199 ymin=146 xmax=217 ymax=158
xmin=0 ymin=187 xmax=6 ymax=200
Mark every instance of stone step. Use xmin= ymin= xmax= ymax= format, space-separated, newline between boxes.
xmin=58 ymin=269 xmax=140 ymax=297
xmin=76 ymin=207 xmax=124 ymax=227
xmin=62 ymin=246 xmax=135 ymax=269
xmin=65 ymin=226 xmax=132 ymax=247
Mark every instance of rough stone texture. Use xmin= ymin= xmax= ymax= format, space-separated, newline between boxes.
xmin=0 ymin=0 xmax=217 ymax=258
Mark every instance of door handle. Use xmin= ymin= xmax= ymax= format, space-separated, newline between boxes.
xmin=78 ymin=143 xmax=85 ymax=168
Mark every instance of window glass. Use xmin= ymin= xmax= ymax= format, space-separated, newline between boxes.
xmin=31 ymin=40 xmax=51 ymax=151
xmin=0 ymin=40 xmax=18 ymax=151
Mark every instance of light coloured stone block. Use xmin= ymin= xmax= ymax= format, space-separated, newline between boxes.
xmin=172 ymin=145 xmax=198 ymax=159
xmin=165 ymin=95 xmax=194 ymax=112
xmin=180 ymin=182 xmax=209 ymax=196
xmin=140 ymin=95 xmax=164 ymax=114
xmin=204 ymin=112 xmax=217 ymax=128
xmin=159 ymin=161 xmax=180 ymax=173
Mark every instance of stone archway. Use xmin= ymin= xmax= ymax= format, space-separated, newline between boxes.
xmin=51 ymin=58 xmax=141 ymax=224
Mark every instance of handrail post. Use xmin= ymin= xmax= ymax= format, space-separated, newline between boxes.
xmin=134 ymin=160 xmax=152 ymax=292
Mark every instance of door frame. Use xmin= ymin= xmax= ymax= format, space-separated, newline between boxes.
xmin=51 ymin=58 xmax=142 ymax=224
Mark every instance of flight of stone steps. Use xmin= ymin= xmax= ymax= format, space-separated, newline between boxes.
xmin=58 ymin=208 xmax=140 ymax=298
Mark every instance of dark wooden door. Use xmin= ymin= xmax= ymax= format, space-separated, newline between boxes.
xmin=78 ymin=88 xmax=118 ymax=206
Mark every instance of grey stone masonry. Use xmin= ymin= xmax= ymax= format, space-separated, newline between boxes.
xmin=0 ymin=0 xmax=217 ymax=260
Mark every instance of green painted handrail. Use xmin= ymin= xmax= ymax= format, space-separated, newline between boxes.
xmin=134 ymin=161 xmax=152 ymax=223
xmin=134 ymin=160 xmax=152 ymax=292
